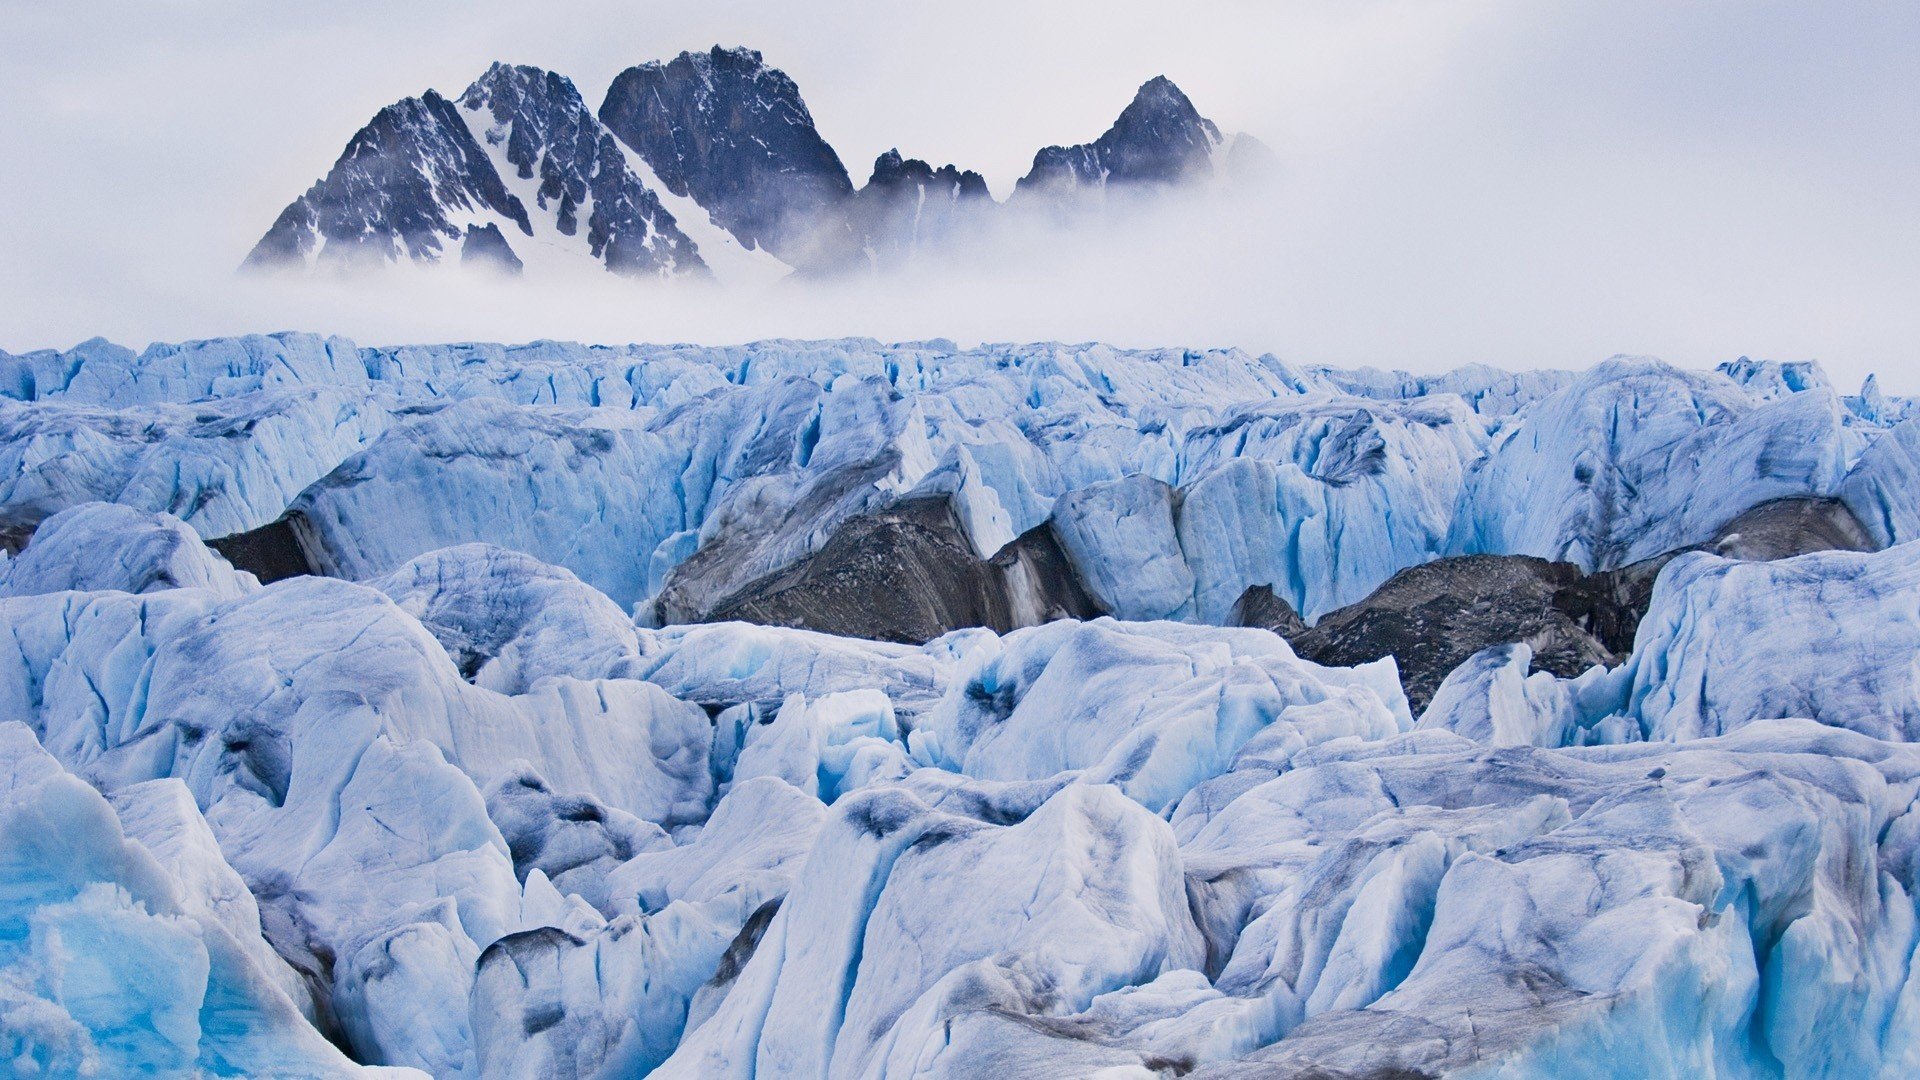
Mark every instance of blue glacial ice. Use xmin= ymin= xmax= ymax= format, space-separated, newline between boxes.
xmin=0 ymin=334 xmax=1915 ymax=1077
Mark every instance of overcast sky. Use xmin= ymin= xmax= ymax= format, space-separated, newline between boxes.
xmin=1 ymin=0 xmax=1915 ymax=388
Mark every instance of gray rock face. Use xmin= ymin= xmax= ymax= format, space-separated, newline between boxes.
xmin=251 ymin=50 xmax=1251 ymax=280
xmin=206 ymin=514 xmax=319 ymax=584
xmin=681 ymin=496 xmax=1104 ymax=643
xmin=599 ymin=46 xmax=855 ymax=269
xmin=1227 ymin=584 xmax=1309 ymax=640
xmin=1276 ymin=554 xmax=1621 ymax=714
xmin=1707 ymin=493 xmax=1875 ymax=560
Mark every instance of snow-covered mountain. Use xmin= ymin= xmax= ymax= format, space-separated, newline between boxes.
xmin=3 ymin=333 xmax=1918 ymax=1077
xmin=247 ymin=47 xmax=1261 ymax=282
xmin=246 ymin=64 xmax=703 ymax=278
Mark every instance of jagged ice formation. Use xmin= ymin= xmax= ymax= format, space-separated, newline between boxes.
xmin=0 ymin=334 xmax=1916 ymax=1076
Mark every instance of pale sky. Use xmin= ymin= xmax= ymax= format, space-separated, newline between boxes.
xmin=1 ymin=0 xmax=1915 ymax=389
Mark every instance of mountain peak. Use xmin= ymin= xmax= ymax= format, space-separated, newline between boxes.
xmin=1014 ymin=75 xmax=1223 ymax=200
xmin=600 ymin=45 xmax=853 ymax=267
xmin=245 ymin=61 xmax=704 ymax=280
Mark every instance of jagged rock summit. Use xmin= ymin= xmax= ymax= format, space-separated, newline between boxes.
xmin=599 ymin=45 xmax=856 ymax=270
xmin=246 ymin=62 xmax=703 ymax=279
xmin=1016 ymin=75 xmax=1222 ymax=200
xmin=247 ymin=49 xmax=1257 ymax=282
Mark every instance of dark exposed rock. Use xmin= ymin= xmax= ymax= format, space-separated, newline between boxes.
xmin=1576 ymin=495 xmax=1874 ymax=652
xmin=1229 ymin=584 xmax=1307 ymax=639
xmin=600 ymin=46 xmax=855 ymax=269
xmin=692 ymin=496 xmax=1104 ymax=643
xmin=1281 ymin=555 xmax=1620 ymax=714
xmin=206 ymin=515 xmax=319 ymax=584
xmin=252 ymin=48 xmax=1255 ymax=280
xmin=461 ymin=222 xmax=523 ymax=274
xmin=245 ymin=89 xmax=531 ymax=271
xmin=1257 ymin=495 xmax=1877 ymax=712
xmin=1014 ymin=76 xmax=1222 ymax=205
xmin=0 ymin=522 xmax=37 ymax=555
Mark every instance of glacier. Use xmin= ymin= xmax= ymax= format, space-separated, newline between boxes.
xmin=0 ymin=333 xmax=1915 ymax=1076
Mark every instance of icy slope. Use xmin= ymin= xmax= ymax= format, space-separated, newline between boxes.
xmin=0 ymin=722 xmax=416 ymax=1078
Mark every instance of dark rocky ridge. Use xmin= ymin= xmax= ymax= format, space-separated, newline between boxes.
xmin=1254 ymin=555 xmax=1625 ymax=715
xmin=599 ymin=46 xmax=856 ymax=270
xmin=461 ymin=223 xmax=524 ymax=274
xmin=245 ymin=90 xmax=532 ymax=271
xmin=207 ymin=515 xmax=321 ymax=584
xmin=1014 ymin=75 xmax=1222 ymax=205
xmin=209 ymin=489 xmax=1869 ymax=711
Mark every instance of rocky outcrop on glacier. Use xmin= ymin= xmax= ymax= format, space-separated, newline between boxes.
xmin=1282 ymin=554 xmax=1621 ymax=714
xmin=246 ymin=65 xmax=703 ymax=279
xmin=686 ymin=496 xmax=1102 ymax=643
xmin=3 ymin=335 xmax=1891 ymax=655
xmin=600 ymin=46 xmax=856 ymax=269
xmin=1270 ymin=495 xmax=1876 ymax=713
